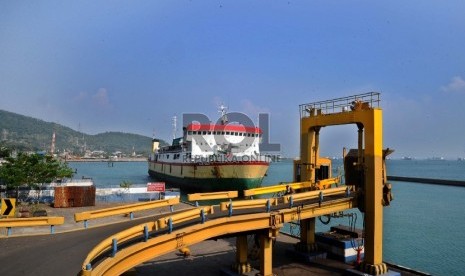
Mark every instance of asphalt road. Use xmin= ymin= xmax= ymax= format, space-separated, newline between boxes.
xmin=0 ymin=217 xmax=158 ymax=276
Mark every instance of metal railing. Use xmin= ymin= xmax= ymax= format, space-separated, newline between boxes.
xmin=74 ymin=197 xmax=179 ymax=228
xmin=82 ymin=205 xmax=214 ymax=272
xmin=299 ymin=92 xmax=380 ymax=119
xmin=243 ymin=181 xmax=313 ymax=197
xmin=188 ymin=191 xmax=238 ymax=207
xmin=80 ymin=194 xmax=356 ymax=275
xmin=0 ymin=217 xmax=64 ymax=236
xmin=220 ymin=198 xmax=279 ymax=214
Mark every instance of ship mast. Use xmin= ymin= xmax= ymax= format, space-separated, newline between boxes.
xmin=172 ymin=115 xmax=177 ymax=139
xmin=218 ymin=104 xmax=228 ymax=125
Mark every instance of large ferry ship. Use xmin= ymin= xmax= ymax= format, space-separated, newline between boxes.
xmin=148 ymin=108 xmax=270 ymax=192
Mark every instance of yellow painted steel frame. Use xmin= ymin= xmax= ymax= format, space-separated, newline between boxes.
xmin=243 ymin=181 xmax=313 ymax=197
xmin=282 ymin=186 xmax=347 ymax=204
xmin=157 ymin=206 xmax=214 ymax=229
xmin=301 ymin=106 xmax=385 ymax=271
xmin=74 ymin=197 xmax=180 ymax=222
xmin=81 ymin=197 xmax=356 ymax=276
xmin=0 ymin=216 xmax=64 ymax=228
xmin=220 ymin=197 xmax=278 ymax=211
xmin=187 ymin=190 xmax=238 ymax=202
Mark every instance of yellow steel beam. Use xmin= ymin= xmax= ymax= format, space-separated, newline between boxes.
xmin=362 ymin=108 xmax=384 ymax=266
xmin=219 ymin=198 xmax=278 ymax=211
xmin=259 ymin=233 xmax=273 ymax=276
xmin=0 ymin=216 xmax=64 ymax=228
xmin=157 ymin=206 xmax=214 ymax=229
xmin=187 ymin=191 xmax=238 ymax=202
xmin=235 ymin=235 xmax=251 ymax=273
xmin=280 ymin=198 xmax=355 ymax=222
xmin=282 ymin=186 xmax=348 ymax=204
xmin=74 ymin=197 xmax=180 ymax=222
xmin=243 ymin=181 xmax=312 ymax=197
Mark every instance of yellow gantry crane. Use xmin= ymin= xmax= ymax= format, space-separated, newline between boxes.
xmin=295 ymin=92 xmax=393 ymax=275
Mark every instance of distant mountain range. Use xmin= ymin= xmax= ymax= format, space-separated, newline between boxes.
xmin=0 ymin=109 xmax=167 ymax=156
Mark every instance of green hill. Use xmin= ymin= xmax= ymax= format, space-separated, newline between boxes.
xmin=0 ymin=109 xmax=168 ymax=156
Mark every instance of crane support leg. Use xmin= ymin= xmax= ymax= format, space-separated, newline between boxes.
xmin=233 ymin=235 xmax=252 ymax=274
xmin=258 ymin=232 xmax=274 ymax=276
xmin=359 ymin=109 xmax=388 ymax=275
xmin=295 ymin=218 xmax=318 ymax=252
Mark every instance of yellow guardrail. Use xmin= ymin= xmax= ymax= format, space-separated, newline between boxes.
xmin=157 ymin=206 xmax=214 ymax=229
xmin=79 ymin=186 xmax=353 ymax=274
xmin=74 ymin=197 xmax=180 ymax=228
xmin=188 ymin=191 xmax=238 ymax=202
xmin=0 ymin=217 xmax=64 ymax=236
xmin=283 ymin=186 xmax=348 ymax=204
xmin=220 ymin=198 xmax=278 ymax=212
xmin=243 ymin=181 xmax=313 ymax=197
xmin=81 ymin=206 xmax=215 ymax=273
xmin=81 ymin=197 xmax=356 ymax=276
xmin=82 ymin=221 xmax=158 ymax=271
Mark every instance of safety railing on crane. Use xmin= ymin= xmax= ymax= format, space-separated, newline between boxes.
xmin=299 ymin=92 xmax=380 ymax=119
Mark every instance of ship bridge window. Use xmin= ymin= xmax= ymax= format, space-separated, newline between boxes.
xmin=222 ymin=131 xmax=225 ymax=135
xmin=208 ymin=131 xmax=211 ymax=135
xmin=188 ymin=131 xmax=193 ymax=135
xmin=202 ymin=131 xmax=207 ymax=135
xmin=226 ymin=131 xmax=230 ymax=135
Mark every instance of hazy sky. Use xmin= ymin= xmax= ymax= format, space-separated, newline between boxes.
xmin=1 ymin=1 xmax=465 ymax=158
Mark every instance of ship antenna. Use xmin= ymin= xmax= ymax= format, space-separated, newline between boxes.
xmin=219 ymin=104 xmax=228 ymax=125
xmin=172 ymin=115 xmax=177 ymax=139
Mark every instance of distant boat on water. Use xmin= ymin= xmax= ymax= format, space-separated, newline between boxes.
xmin=428 ymin=157 xmax=445 ymax=161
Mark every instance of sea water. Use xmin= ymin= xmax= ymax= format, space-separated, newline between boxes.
xmin=68 ymin=159 xmax=465 ymax=276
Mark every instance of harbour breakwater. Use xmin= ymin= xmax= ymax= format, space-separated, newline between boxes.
xmin=66 ymin=157 xmax=147 ymax=162
xmin=387 ymin=176 xmax=465 ymax=187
